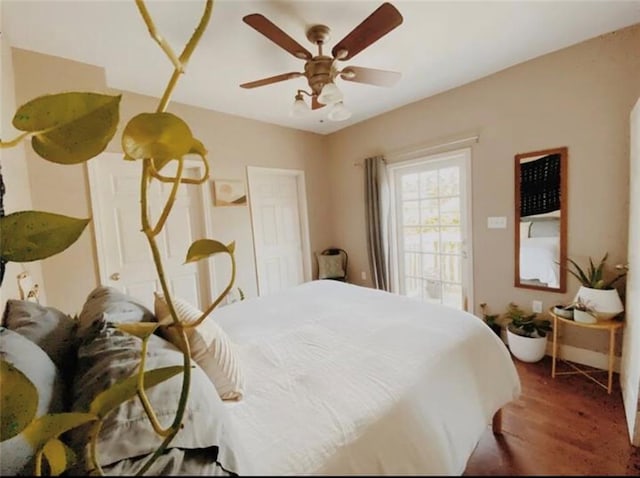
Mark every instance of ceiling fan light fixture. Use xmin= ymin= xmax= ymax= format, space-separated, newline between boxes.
xmin=291 ymin=92 xmax=309 ymax=117
xmin=328 ymin=101 xmax=352 ymax=122
xmin=317 ymin=82 xmax=343 ymax=105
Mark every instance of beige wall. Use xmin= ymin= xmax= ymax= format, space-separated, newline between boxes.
xmin=326 ymin=24 xmax=640 ymax=353
xmin=11 ymin=48 xmax=332 ymax=314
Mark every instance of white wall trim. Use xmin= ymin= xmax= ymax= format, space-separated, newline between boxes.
xmin=385 ymin=134 xmax=479 ymax=164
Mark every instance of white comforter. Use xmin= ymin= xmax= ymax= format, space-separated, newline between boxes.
xmin=214 ymin=280 xmax=520 ymax=475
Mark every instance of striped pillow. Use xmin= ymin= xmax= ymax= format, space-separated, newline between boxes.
xmin=154 ymin=293 xmax=245 ymax=401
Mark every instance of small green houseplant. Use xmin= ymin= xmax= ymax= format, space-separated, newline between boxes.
xmin=505 ymin=303 xmax=552 ymax=363
xmin=479 ymin=303 xmax=501 ymax=337
xmin=571 ymin=297 xmax=598 ymax=324
xmin=566 ymin=252 xmax=625 ymax=320
xmin=505 ymin=303 xmax=552 ymax=338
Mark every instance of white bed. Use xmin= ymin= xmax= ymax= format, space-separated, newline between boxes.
xmin=213 ymin=280 xmax=521 ymax=475
xmin=519 ymin=236 xmax=560 ymax=288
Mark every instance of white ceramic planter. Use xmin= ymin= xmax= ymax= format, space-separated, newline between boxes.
xmin=507 ymin=329 xmax=547 ymax=363
xmin=574 ymin=286 xmax=624 ymax=320
xmin=574 ymin=309 xmax=597 ymax=324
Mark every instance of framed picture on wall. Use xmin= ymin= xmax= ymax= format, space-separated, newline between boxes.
xmin=213 ymin=179 xmax=247 ymax=207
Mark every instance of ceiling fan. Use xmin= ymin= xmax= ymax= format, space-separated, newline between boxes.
xmin=240 ymin=2 xmax=403 ymax=122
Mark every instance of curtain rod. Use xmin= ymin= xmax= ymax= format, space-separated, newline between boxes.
xmin=353 ymin=134 xmax=480 ymax=167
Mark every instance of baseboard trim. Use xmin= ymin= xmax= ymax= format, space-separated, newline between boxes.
xmin=544 ymin=342 xmax=621 ymax=373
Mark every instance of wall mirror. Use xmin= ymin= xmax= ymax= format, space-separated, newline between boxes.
xmin=514 ymin=146 xmax=568 ymax=292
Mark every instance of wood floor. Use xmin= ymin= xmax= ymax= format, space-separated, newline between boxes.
xmin=464 ymin=356 xmax=640 ymax=475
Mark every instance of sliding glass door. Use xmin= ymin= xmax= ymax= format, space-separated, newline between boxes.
xmin=390 ymin=149 xmax=473 ymax=310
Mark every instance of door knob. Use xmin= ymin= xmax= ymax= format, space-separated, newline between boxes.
xmin=110 ymin=272 xmax=121 ymax=281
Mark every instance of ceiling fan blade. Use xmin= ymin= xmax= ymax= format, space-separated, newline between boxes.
xmin=331 ymin=3 xmax=403 ymax=61
xmin=240 ymin=72 xmax=303 ymax=89
xmin=243 ymin=14 xmax=312 ymax=60
xmin=311 ymin=95 xmax=326 ymax=110
xmin=340 ymin=66 xmax=401 ymax=87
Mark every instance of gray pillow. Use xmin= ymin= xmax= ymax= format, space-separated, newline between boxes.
xmin=317 ymin=254 xmax=345 ymax=279
xmin=2 ymin=300 xmax=76 ymax=372
xmin=76 ymin=286 xmax=154 ymax=337
xmin=68 ymin=315 xmax=246 ymax=474
xmin=0 ymin=327 xmax=65 ymax=475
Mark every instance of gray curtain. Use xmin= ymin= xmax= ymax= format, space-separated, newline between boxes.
xmin=364 ymin=156 xmax=391 ymax=291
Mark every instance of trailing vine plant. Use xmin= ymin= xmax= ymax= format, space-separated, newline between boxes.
xmin=0 ymin=1 xmax=235 ymax=475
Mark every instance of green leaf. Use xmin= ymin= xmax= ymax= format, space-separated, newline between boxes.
xmin=43 ymin=438 xmax=75 ymax=476
xmin=122 ymin=112 xmax=194 ymax=170
xmin=89 ymin=366 xmax=183 ymax=419
xmin=567 ymin=258 xmax=590 ymax=286
xmin=22 ymin=413 xmax=96 ymax=450
xmin=0 ymin=211 xmax=89 ymax=262
xmin=188 ymin=138 xmax=207 ymax=157
xmin=116 ymin=322 xmax=159 ymax=340
xmin=184 ymin=239 xmax=235 ymax=264
xmin=0 ymin=360 xmax=38 ymax=441
xmin=13 ymin=92 xmax=120 ymax=164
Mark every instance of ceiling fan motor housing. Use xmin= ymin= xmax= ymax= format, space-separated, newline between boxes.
xmin=304 ymin=56 xmax=336 ymax=96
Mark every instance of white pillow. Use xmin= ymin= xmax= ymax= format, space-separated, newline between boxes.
xmin=154 ymin=293 xmax=245 ymax=401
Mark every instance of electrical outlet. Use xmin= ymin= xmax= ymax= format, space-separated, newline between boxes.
xmin=361 ymin=271 xmax=367 ymax=280
xmin=532 ymin=300 xmax=543 ymax=313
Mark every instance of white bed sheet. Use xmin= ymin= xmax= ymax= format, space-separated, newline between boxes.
xmin=520 ymin=237 xmax=560 ymax=287
xmin=214 ymin=280 xmax=521 ymax=475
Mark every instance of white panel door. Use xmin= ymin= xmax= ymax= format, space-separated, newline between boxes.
xmin=88 ymin=153 xmax=212 ymax=311
xmin=621 ymin=97 xmax=640 ymax=445
xmin=248 ymin=168 xmax=310 ymax=296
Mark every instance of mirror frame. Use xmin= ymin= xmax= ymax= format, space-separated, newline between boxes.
xmin=514 ymin=146 xmax=568 ymax=293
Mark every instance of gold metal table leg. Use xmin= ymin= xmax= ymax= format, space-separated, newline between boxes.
xmin=552 ymin=315 xmax=558 ymax=378
xmin=608 ymin=328 xmax=615 ymax=394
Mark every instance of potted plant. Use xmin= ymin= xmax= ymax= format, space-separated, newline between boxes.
xmin=479 ymin=303 xmax=501 ymax=337
xmin=571 ymin=297 xmax=597 ymax=324
xmin=552 ymin=303 xmax=574 ymax=320
xmin=505 ymin=302 xmax=552 ymax=363
xmin=566 ymin=252 xmax=626 ymax=320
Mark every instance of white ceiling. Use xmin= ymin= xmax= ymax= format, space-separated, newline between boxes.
xmin=3 ymin=1 xmax=640 ymax=135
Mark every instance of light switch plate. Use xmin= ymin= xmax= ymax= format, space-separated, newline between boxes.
xmin=487 ymin=216 xmax=507 ymax=229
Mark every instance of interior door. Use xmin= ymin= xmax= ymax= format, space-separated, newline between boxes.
xmin=247 ymin=167 xmax=311 ymax=296
xmin=621 ymin=97 xmax=640 ymax=446
xmin=88 ymin=152 xmax=213 ymax=310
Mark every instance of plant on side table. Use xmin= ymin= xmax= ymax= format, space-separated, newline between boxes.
xmin=571 ymin=297 xmax=598 ymax=325
xmin=505 ymin=302 xmax=552 ymax=363
xmin=566 ymin=252 xmax=626 ymax=320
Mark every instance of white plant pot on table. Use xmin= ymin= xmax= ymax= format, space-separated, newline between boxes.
xmin=573 ymin=309 xmax=597 ymax=324
xmin=506 ymin=328 xmax=547 ymax=363
xmin=574 ymin=286 xmax=624 ymax=320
